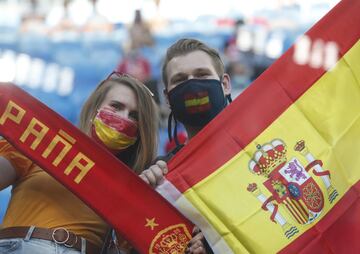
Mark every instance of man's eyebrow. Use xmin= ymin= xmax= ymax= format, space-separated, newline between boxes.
xmin=193 ymin=67 xmax=212 ymax=73
xmin=170 ymin=68 xmax=212 ymax=83
xmin=170 ymin=72 xmax=187 ymax=83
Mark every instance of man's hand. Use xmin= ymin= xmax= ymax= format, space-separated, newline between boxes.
xmin=139 ymin=160 xmax=168 ymax=188
xmin=185 ymin=227 xmax=208 ymax=254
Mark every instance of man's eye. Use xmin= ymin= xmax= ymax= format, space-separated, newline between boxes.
xmin=173 ymin=78 xmax=185 ymax=85
xmin=197 ymin=73 xmax=209 ymax=77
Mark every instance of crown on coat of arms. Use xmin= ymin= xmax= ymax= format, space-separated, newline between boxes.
xmin=249 ymin=139 xmax=287 ymax=177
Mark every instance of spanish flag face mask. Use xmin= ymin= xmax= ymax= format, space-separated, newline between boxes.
xmin=91 ymin=108 xmax=138 ymax=153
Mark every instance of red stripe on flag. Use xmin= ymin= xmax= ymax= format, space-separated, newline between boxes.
xmin=186 ymin=104 xmax=211 ymax=114
xmin=284 ymin=201 xmax=303 ymax=224
xmin=184 ymin=91 xmax=209 ymax=100
xmin=167 ymin=0 xmax=360 ymax=192
xmin=279 ymin=180 xmax=360 ymax=254
xmin=290 ymin=199 xmax=308 ymax=224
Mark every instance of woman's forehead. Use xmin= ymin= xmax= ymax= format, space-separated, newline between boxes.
xmin=102 ymin=84 xmax=138 ymax=109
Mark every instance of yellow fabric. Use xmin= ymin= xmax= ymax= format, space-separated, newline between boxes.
xmin=93 ymin=117 xmax=136 ymax=150
xmin=183 ymin=40 xmax=360 ymax=253
xmin=185 ymin=96 xmax=210 ymax=107
xmin=0 ymin=139 xmax=108 ymax=247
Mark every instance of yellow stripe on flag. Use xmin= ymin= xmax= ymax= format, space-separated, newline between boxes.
xmin=93 ymin=118 xmax=136 ymax=149
xmin=185 ymin=96 xmax=210 ymax=107
xmin=183 ymin=40 xmax=360 ymax=253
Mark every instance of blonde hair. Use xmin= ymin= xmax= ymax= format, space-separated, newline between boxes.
xmin=79 ymin=75 xmax=158 ymax=174
xmin=162 ymin=38 xmax=225 ymax=88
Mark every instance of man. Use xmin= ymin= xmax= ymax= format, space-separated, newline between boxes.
xmin=163 ymin=38 xmax=232 ymax=141
xmin=140 ymin=38 xmax=232 ymax=254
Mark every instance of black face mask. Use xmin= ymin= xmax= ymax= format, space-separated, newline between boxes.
xmin=168 ymin=79 xmax=228 ymax=128
xmin=167 ymin=78 xmax=232 ymax=148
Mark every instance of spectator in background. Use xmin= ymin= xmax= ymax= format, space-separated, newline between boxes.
xmin=149 ymin=0 xmax=169 ymax=32
xmin=116 ymin=48 xmax=162 ymax=105
xmin=82 ymin=0 xmax=113 ymax=34
xmin=223 ymin=18 xmax=253 ymax=97
xmin=0 ymin=73 xmax=159 ymax=254
xmin=128 ymin=9 xmax=154 ymax=50
xmin=120 ymin=8 xmax=161 ymax=106
xmin=20 ymin=0 xmax=47 ymax=34
xmin=116 ymin=48 xmax=151 ymax=84
xmin=223 ymin=18 xmax=244 ymax=64
xmin=46 ymin=0 xmax=80 ymax=36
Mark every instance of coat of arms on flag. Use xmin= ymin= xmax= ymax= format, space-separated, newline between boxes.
xmin=247 ymin=139 xmax=339 ymax=239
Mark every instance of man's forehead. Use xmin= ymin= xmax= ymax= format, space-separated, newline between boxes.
xmin=167 ymin=51 xmax=216 ymax=77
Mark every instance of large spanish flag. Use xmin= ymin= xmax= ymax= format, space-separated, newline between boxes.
xmin=157 ymin=0 xmax=360 ymax=253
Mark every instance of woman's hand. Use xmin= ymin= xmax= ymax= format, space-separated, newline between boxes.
xmin=139 ymin=160 xmax=168 ymax=188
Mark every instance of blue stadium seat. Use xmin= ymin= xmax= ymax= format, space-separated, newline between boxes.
xmin=0 ymin=26 xmax=18 ymax=52
xmin=18 ymin=34 xmax=52 ymax=61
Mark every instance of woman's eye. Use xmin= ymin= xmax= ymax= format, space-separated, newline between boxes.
xmin=111 ymin=103 xmax=122 ymax=110
xmin=129 ymin=112 xmax=139 ymax=121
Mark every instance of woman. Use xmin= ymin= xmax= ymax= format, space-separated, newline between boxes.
xmin=0 ymin=73 xmax=158 ymax=254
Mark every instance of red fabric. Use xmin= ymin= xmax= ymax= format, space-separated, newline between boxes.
xmin=97 ymin=108 xmax=138 ymax=138
xmin=165 ymin=132 xmax=187 ymax=154
xmin=186 ymin=104 xmax=211 ymax=114
xmin=305 ymin=160 xmax=323 ymax=172
xmin=0 ymin=84 xmax=193 ymax=254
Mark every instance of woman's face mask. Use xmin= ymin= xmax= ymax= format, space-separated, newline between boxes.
xmin=167 ymin=79 xmax=227 ymax=127
xmin=91 ymin=108 xmax=138 ymax=153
